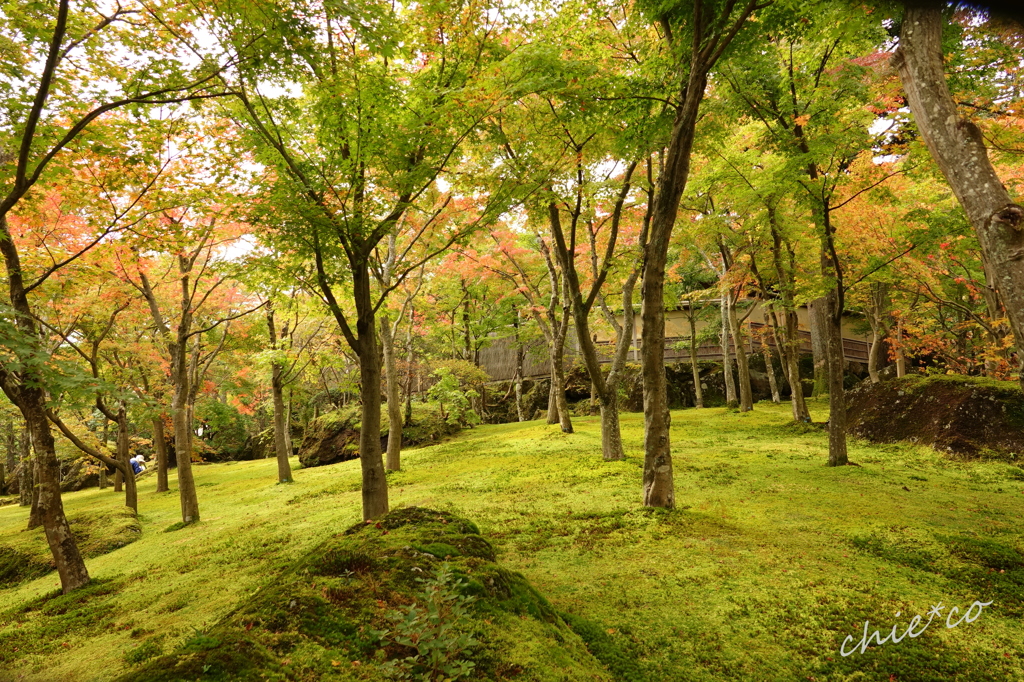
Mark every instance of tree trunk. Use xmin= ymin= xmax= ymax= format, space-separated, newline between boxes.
xmin=353 ymin=268 xmax=389 ymax=521
xmin=809 ymin=297 xmax=829 ymax=397
xmin=24 ymin=397 xmax=90 ymax=591
xmin=894 ymin=4 xmax=1024 ymax=388
xmin=380 ymin=313 xmax=402 ymax=471
xmin=720 ymin=296 xmax=737 ymax=404
xmin=687 ymin=311 xmax=704 ymax=409
xmin=404 ymin=305 xmax=415 ymax=426
xmin=514 ymin=308 xmax=526 ymax=422
xmin=116 ymin=405 xmax=138 ymax=513
xmin=28 ymin=457 xmax=41 ymax=529
xmin=551 ymin=337 xmax=573 ymax=433
xmin=866 ymin=282 xmax=890 ymax=384
xmin=640 ymin=65 xmax=715 ymax=511
xmin=172 ymin=386 xmax=200 ymax=523
xmin=895 ymin=319 xmax=907 ymax=377
xmin=728 ymin=296 xmax=754 ymax=412
xmin=152 ymin=416 xmax=168 ymax=493
xmin=763 ymin=344 xmax=781 ymax=403
xmin=18 ymin=428 xmax=31 ymax=506
xmin=546 ymin=369 xmax=559 ymax=424
xmin=783 ymin=310 xmax=811 ymax=421
xmin=285 ymin=390 xmax=294 ymax=455
xmin=824 ymin=289 xmax=849 ymax=466
xmin=271 ymin=364 xmax=293 ymax=483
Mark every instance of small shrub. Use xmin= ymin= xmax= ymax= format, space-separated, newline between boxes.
xmin=376 ymin=562 xmax=479 ymax=681
xmin=427 ymin=368 xmax=481 ymax=427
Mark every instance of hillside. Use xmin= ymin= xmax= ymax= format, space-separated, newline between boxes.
xmin=2 ymin=401 xmax=1023 ymax=681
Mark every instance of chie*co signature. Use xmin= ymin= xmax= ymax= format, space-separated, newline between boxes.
xmin=840 ymin=599 xmax=993 ymax=657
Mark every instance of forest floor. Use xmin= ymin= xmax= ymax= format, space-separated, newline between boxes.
xmin=1 ymin=399 xmax=1023 ymax=681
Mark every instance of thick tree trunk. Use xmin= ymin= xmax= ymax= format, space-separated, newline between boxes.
xmin=152 ymin=416 xmax=168 ymax=493
xmin=895 ymin=4 xmax=1024 ymax=387
xmin=380 ymin=313 xmax=402 ymax=471
xmin=809 ymin=297 xmax=829 ymax=397
xmin=728 ymin=297 xmax=754 ymax=412
xmin=640 ymin=65 xmax=714 ymax=510
xmin=824 ymin=289 xmax=849 ymax=466
xmin=720 ymin=297 xmax=736 ymax=404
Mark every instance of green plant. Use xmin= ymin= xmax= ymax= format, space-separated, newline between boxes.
xmin=427 ymin=368 xmax=480 ymax=427
xmin=377 ymin=563 xmax=479 ymax=681
xmin=123 ymin=637 xmax=164 ymax=665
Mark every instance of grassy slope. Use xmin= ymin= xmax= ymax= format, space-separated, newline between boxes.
xmin=1 ymin=399 xmax=1023 ymax=681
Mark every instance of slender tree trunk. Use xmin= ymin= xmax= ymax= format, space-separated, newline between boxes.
xmin=381 ymin=313 xmax=402 ymax=471
xmin=720 ymin=297 xmax=737 ymax=404
xmin=728 ymin=297 xmax=754 ymax=411
xmin=113 ymin=439 xmax=123 ymax=493
xmin=172 ymin=385 xmax=200 ymax=523
xmin=28 ymin=456 xmax=41 ymax=529
xmin=116 ymin=405 xmax=138 ymax=513
xmin=866 ymin=282 xmax=890 ymax=384
xmin=809 ymin=297 xmax=829 ymax=397
xmin=687 ymin=311 xmax=704 ymax=408
xmin=551 ymin=335 xmax=573 ymax=433
xmin=3 ymin=419 xmax=13 ymax=495
xmin=285 ymin=390 xmax=294 ymax=455
xmin=268 ymin=306 xmax=294 ymax=483
xmin=895 ymin=319 xmax=907 ymax=377
xmin=514 ymin=309 xmax=526 ymax=421
xmin=152 ymin=416 xmax=168 ymax=493
xmin=271 ymin=365 xmax=292 ymax=483
xmin=546 ymin=369 xmax=559 ymax=424
xmin=763 ymin=342 xmax=781 ymax=403
xmin=18 ymin=428 xmax=31 ymax=507
xmin=895 ymin=4 xmax=1024 ymax=388
xmin=404 ymin=305 xmax=415 ymax=426
xmin=825 ymin=289 xmax=849 ymax=466
xmin=784 ymin=310 xmax=811 ymax=421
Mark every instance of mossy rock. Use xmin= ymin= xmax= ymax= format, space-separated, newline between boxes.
xmin=846 ymin=374 xmax=1024 ymax=459
xmin=115 ymin=507 xmax=614 ymax=682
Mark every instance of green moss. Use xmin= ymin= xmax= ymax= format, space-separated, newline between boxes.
xmin=560 ymin=611 xmax=646 ymax=682
xmin=114 ymin=507 xmax=609 ymax=682
xmin=0 ymin=507 xmax=140 ymax=589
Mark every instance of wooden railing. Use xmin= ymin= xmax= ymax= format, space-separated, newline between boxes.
xmin=476 ymin=326 xmax=870 ymax=382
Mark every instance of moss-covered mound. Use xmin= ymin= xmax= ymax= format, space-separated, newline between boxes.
xmin=115 ymin=507 xmax=612 ymax=681
xmin=0 ymin=507 xmax=141 ymax=588
xmin=846 ymin=374 xmax=1024 ymax=458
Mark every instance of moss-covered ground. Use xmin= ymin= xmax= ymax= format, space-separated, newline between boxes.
xmin=1 ymin=399 xmax=1023 ymax=681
